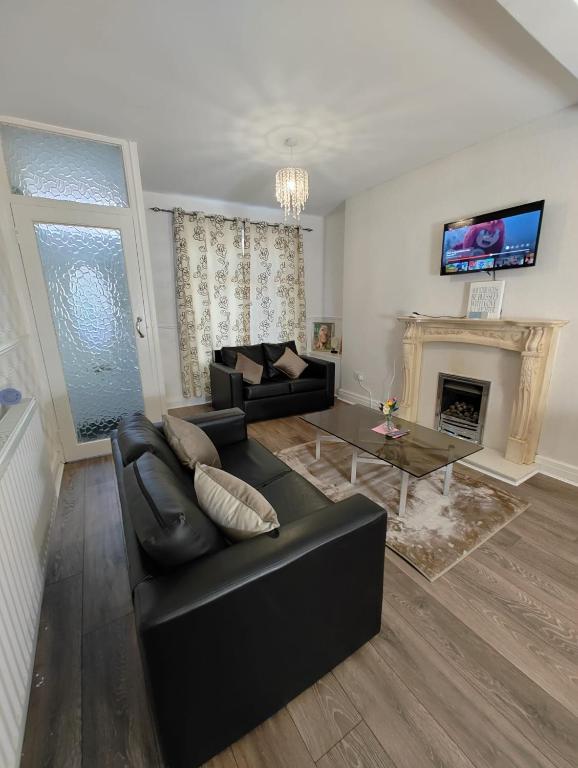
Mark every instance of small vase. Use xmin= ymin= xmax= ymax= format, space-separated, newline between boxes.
xmin=385 ymin=413 xmax=394 ymax=431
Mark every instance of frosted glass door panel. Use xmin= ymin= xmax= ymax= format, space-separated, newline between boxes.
xmin=1 ymin=125 xmax=128 ymax=206
xmin=34 ymin=223 xmax=144 ymax=442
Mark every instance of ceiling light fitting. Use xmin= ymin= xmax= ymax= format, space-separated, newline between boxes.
xmin=275 ymin=138 xmax=309 ymax=220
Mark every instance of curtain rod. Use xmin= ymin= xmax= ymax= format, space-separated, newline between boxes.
xmin=149 ymin=207 xmax=313 ymax=232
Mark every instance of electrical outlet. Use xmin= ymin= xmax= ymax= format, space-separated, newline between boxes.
xmin=354 ymin=371 xmax=365 ymax=383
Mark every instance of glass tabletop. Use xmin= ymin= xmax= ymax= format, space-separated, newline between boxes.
xmin=301 ymin=403 xmax=482 ymax=479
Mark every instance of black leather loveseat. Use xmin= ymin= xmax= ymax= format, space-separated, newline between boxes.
xmin=210 ymin=340 xmax=334 ymax=421
xmin=111 ymin=407 xmax=386 ymax=768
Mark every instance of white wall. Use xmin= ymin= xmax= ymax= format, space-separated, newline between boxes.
xmin=322 ymin=203 xmax=345 ymax=318
xmin=341 ymin=105 xmax=578 ymax=474
xmin=144 ymin=190 xmax=325 ymax=407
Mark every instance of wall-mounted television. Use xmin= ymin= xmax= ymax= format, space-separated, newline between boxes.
xmin=440 ymin=200 xmax=544 ymax=276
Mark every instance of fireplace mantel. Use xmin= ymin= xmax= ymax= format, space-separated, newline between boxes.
xmin=398 ymin=316 xmax=568 ymax=465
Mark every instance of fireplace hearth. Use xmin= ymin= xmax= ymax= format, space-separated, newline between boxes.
xmin=435 ymin=373 xmax=490 ymax=443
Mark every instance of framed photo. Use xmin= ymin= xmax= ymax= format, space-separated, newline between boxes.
xmin=467 ymin=280 xmax=505 ymax=319
xmin=312 ymin=321 xmax=335 ymax=351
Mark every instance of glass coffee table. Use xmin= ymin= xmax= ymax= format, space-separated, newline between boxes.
xmin=301 ymin=402 xmax=482 ymax=515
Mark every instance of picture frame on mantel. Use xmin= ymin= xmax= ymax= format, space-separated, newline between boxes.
xmin=467 ymin=280 xmax=505 ymax=319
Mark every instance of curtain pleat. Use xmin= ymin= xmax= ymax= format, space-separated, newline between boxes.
xmin=174 ymin=209 xmax=249 ymax=398
xmin=249 ymin=222 xmax=306 ymax=350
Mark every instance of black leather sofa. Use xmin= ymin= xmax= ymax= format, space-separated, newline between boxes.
xmin=111 ymin=407 xmax=386 ymax=768
xmin=210 ymin=340 xmax=335 ymax=421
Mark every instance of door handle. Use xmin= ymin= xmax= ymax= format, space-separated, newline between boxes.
xmin=136 ymin=316 xmax=145 ymax=338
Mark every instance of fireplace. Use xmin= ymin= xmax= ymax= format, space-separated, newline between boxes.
xmin=435 ymin=373 xmax=490 ymax=443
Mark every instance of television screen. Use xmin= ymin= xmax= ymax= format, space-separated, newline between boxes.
xmin=440 ymin=200 xmax=544 ymax=275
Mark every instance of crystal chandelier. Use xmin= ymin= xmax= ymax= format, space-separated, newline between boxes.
xmin=275 ymin=138 xmax=309 ymax=220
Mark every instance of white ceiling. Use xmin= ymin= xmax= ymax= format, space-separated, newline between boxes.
xmin=496 ymin=0 xmax=578 ymax=79
xmin=1 ymin=0 xmax=577 ymax=214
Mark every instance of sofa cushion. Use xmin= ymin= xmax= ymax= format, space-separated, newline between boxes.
xmin=195 ymin=464 xmax=280 ymax=541
xmin=257 ymin=471 xmax=331 ymax=524
xmin=262 ymin=341 xmax=298 ymax=379
xmin=124 ymin=453 xmax=226 ymax=568
xmin=219 ymin=438 xmax=291 ymax=487
xmin=117 ymin=412 xmax=185 ymax=479
xmin=235 ymin=352 xmax=263 ymax=385
xmin=163 ymin=414 xmax=221 ymax=470
xmin=274 ymin=347 xmax=308 ymax=379
xmin=289 ymin=377 xmax=326 ymax=394
xmin=220 ymin=344 xmax=265 ymax=370
xmin=243 ymin=381 xmax=291 ymax=400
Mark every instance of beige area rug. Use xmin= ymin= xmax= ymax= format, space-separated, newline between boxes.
xmin=276 ymin=440 xmax=529 ymax=581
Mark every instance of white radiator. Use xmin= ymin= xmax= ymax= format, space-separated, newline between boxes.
xmin=0 ymin=399 xmax=57 ymax=767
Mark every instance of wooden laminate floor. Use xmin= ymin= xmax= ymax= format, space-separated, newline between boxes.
xmin=21 ymin=407 xmax=578 ymax=768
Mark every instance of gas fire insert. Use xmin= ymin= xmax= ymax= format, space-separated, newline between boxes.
xmin=435 ymin=373 xmax=490 ymax=443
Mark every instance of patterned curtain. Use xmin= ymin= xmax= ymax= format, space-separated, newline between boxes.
xmin=174 ymin=211 xmax=306 ymax=399
xmin=249 ymin=222 xmax=307 ymax=350
xmin=173 ymin=209 xmax=250 ymax=398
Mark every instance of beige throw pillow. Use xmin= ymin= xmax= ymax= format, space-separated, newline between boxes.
xmin=162 ymin=415 xmax=221 ymax=470
xmin=235 ymin=352 xmax=263 ymax=385
xmin=274 ymin=347 xmax=308 ymax=379
xmin=194 ymin=464 xmax=279 ymax=541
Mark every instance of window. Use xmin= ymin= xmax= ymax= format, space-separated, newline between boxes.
xmin=0 ymin=124 xmax=129 ymax=206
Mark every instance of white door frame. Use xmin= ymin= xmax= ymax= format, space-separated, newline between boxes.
xmin=0 ymin=116 xmax=166 ymax=460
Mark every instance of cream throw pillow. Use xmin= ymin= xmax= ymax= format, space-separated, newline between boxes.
xmin=235 ymin=352 xmax=263 ymax=385
xmin=194 ymin=464 xmax=279 ymax=541
xmin=274 ymin=347 xmax=308 ymax=379
xmin=162 ymin=415 xmax=221 ymax=470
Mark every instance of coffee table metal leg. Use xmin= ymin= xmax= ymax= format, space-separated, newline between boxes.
xmin=351 ymin=447 xmax=359 ymax=484
xmin=399 ymin=470 xmax=409 ymax=515
xmin=443 ymin=462 xmax=453 ymax=496
xmin=315 ymin=430 xmax=321 ymax=460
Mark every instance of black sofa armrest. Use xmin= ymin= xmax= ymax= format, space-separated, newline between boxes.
xmin=301 ymin=354 xmax=335 ymax=398
xmin=136 ymin=494 xmax=384 ymax=626
xmin=181 ymin=407 xmax=247 ymax=448
xmin=210 ymin=362 xmax=243 ymax=410
xmin=300 ymin=354 xmax=334 ymax=375
xmin=134 ymin=496 xmax=386 ymax=767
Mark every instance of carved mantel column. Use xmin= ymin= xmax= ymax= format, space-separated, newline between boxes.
xmin=397 ymin=316 xmax=567 ymax=465
xmin=399 ymin=320 xmax=423 ymax=421
xmin=505 ymin=326 xmax=555 ymax=464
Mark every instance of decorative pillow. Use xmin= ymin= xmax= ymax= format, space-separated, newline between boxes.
xmin=124 ymin=453 xmax=225 ymax=567
xmin=274 ymin=347 xmax=308 ymax=379
xmin=194 ymin=464 xmax=280 ymax=541
xmin=220 ymin=344 xmax=265 ymax=370
xmin=235 ymin=352 xmax=263 ymax=385
xmin=262 ymin=341 xmax=298 ymax=379
xmin=163 ymin=414 xmax=221 ymax=470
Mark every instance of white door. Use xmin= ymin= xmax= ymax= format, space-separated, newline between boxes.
xmin=12 ymin=204 xmax=161 ymax=460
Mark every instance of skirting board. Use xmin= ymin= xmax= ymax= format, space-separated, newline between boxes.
xmin=535 ymin=454 xmax=578 ymax=487
xmin=337 ymin=387 xmax=374 ymax=408
xmin=337 ymin=387 xmax=578 ymax=489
